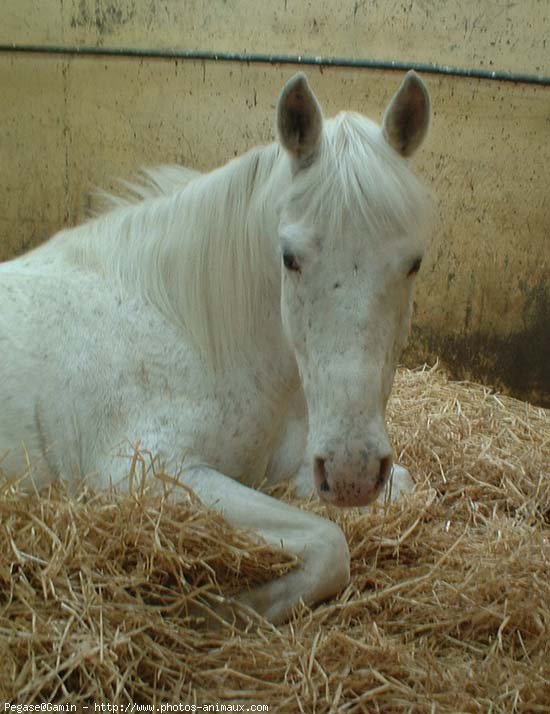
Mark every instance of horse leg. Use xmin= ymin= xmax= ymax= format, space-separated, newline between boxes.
xmin=177 ymin=465 xmax=350 ymax=624
xmin=379 ymin=463 xmax=414 ymax=502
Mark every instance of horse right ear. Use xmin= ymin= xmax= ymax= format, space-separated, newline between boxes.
xmin=277 ymin=73 xmax=323 ymax=168
xmin=382 ymin=71 xmax=431 ymax=157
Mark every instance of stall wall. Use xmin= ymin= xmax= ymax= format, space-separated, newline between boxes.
xmin=1 ymin=1 xmax=549 ymax=406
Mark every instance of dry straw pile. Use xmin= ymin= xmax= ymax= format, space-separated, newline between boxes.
xmin=1 ymin=365 xmax=549 ymax=711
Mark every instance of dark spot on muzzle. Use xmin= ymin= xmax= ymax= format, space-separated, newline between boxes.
xmin=377 ymin=456 xmax=393 ymax=488
xmin=314 ymin=456 xmax=330 ymax=492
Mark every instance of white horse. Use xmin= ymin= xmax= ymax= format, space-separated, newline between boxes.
xmin=0 ymin=71 xmax=431 ymax=623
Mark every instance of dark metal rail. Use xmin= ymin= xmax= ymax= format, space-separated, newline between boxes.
xmin=2 ymin=43 xmax=549 ymax=86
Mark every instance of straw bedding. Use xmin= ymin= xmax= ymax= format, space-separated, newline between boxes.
xmin=1 ymin=365 xmax=549 ymax=711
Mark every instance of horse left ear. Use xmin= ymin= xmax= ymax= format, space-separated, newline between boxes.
xmin=277 ymin=73 xmax=323 ymax=168
xmin=382 ymin=71 xmax=431 ymax=157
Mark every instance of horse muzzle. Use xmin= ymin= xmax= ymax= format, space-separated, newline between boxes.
xmin=313 ymin=449 xmax=393 ymax=507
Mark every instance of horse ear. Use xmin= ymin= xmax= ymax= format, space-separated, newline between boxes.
xmin=277 ymin=73 xmax=323 ymax=167
xmin=382 ymin=71 xmax=431 ymax=157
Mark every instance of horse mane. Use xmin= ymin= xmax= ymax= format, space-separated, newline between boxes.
xmin=64 ymin=112 xmax=430 ymax=373
xmin=66 ymin=144 xmax=284 ymax=371
xmin=290 ymin=112 xmax=432 ymax=243
xmin=87 ymin=165 xmax=202 ymax=215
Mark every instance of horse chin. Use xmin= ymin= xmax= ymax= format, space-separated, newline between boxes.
xmin=316 ymin=482 xmax=384 ymax=508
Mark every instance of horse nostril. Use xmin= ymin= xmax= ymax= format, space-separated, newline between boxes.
xmin=314 ymin=456 xmax=330 ymax=492
xmin=378 ymin=456 xmax=393 ymax=486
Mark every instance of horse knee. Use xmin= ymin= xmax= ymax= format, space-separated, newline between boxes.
xmin=310 ymin=520 xmax=350 ymax=599
xmin=328 ymin=522 xmax=351 ymax=589
xmin=229 ymin=518 xmax=350 ymax=623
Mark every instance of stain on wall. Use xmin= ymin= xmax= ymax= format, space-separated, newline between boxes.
xmin=407 ymin=278 xmax=550 ymax=408
xmin=1 ymin=2 xmax=549 ymax=406
xmin=69 ymin=1 xmax=137 ymax=36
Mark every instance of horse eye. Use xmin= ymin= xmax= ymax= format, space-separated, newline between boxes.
xmin=407 ymin=257 xmax=422 ymax=277
xmin=283 ymin=252 xmax=301 ymax=273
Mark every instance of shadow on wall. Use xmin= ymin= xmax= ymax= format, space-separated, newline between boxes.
xmin=405 ymin=277 xmax=550 ymax=408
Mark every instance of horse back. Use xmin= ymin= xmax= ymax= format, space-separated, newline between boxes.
xmin=0 ymin=256 xmax=161 ymax=485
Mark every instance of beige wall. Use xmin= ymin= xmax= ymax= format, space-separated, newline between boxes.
xmin=3 ymin=0 xmax=549 ymax=75
xmin=1 ymin=1 xmax=549 ymax=406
